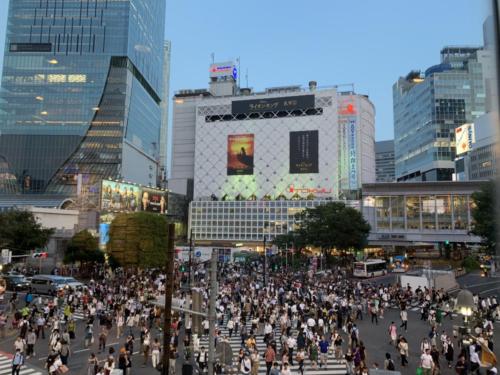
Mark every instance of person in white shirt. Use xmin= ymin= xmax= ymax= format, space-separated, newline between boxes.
xmin=420 ymin=348 xmax=434 ymax=375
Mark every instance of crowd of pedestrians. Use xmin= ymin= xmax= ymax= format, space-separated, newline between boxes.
xmin=1 ymin=260 xmax=498 ymax=375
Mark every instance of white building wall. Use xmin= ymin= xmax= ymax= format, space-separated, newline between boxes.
xmin=193 ymin=90 xmax=339 ymax=200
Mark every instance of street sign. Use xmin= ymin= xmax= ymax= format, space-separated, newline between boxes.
xmin=1 ymin=249 xmax=11 ymax=265
xmin=215 ymin=342 xmax=233 ymax=366
xmin=195 ymin=250 xmax=202 ymax=258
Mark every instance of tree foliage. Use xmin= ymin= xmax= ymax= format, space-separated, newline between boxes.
xmin=471 ymin=181 xmax=496 ymax=253
xmin=64 ymin=230 xmax=103 ymax=264
xmin=0 ymin=210 xmax=54 ymax=254
xmin=107 ymin=212 xmax=169 ymax=268
xmin=294 ymin=202 xmax=371 ymax=253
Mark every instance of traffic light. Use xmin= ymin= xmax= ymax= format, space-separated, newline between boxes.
xmin=33 ymin=252 xmax=48 ymax=258
xmin=179 ymin=264 xmax=186 ymax=273
xmin=445 ymin=240 xmax=450 ymax=245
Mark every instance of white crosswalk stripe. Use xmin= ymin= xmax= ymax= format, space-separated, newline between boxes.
xmin=0 ymin=357 xmax=43 ymax=375
xmin=196 ymin=319 xmax=348 ymax=375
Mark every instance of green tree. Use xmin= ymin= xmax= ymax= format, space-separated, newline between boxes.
xmin=471 ymin=181 xmax=496 ymax=253
xmin=107 ymin=212 xmax=169 ymax=268
xmin=0 ymin=210 xmax=54 ymax=254
xmin=295 ymin=202 xmax=371 ymax=257
xmin=64 ymin=230 xmax=104 ymax=264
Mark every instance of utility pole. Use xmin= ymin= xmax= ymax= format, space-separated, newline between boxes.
xmin=208 ymin=251 xmax=218 ymax=375
xmin=188 ymin=228 xmax=194 ymax=287
xmin=263 ymin=235 xmax=267 ymax=287
xmin=162 ymin=223 xmax=175 ymax=375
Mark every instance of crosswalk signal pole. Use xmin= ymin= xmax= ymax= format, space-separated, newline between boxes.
xmin=208 ymin=251 xmax=217 ymax=375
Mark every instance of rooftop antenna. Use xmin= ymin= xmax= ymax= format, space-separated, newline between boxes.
xmin=210 ymin=53 xmax=215 ymax=64
xmin=236 ymin=57 xmax=241 ymax=88
xmin=245 ymin=68 xmax=249 ymax=88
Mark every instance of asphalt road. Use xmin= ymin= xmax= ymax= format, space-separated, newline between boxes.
xmin=0 ymin=270 xmax=498 ymax=374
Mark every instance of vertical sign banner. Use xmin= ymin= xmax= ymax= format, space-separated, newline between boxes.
xmin=289 ymin=130 xmax=319 ymax=174
xmin=227 ymin=134 xmax=254 ymax=175
xmin=455 ymin=123 xmax=475 ymax=155
xmin=348 ymin=118 xmax=358 ymax=189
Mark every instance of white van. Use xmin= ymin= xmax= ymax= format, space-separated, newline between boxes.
xmin=30 ymin=275 xmax=67 ymax=295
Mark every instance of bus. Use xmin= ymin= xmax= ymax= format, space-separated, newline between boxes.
xmin=353 ymin=259 xmax=387 ymax=278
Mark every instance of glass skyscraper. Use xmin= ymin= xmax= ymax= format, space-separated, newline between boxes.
xmin=393 ymin=47 xmax=487 ymax=182
xmin=0 ymin=0 xmax=166 ymax=200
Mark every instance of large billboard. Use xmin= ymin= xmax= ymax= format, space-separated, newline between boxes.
xmin=140 ymin=187 xmax=167 ymax=214
xmin=101 ymin=180 xmax=140 ymax=212
xmin=455 ymin=123 xmax=475 ymax=155
xmin=227 ymin=134 xmax=254 ymax=175
xmin=100 ymin=179 xmax=167 ymax=214
xmin=232 ymin=95 xmax=314 ymax=114
xmin=289 ymin=130 xmax=319 ymax=174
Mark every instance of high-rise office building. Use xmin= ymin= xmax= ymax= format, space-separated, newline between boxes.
xmin=0 ymin=0 xmax=166 ymax=204
xmin=375 ymin=140 xmax=395 ymax=182
xmin=159 ymin=40 xmax=171 ymax=187
xmin=393 ymin=46 xmax=487 ymax=182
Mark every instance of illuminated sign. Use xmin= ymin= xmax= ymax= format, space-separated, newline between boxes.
xmin=348 ymin=118 xmax=358 ymax=189
xmin=232 ymin=95 xmax=314 ymax=114
xmin=209 ymin=62 xmax=237 ymax=79
xmin=455 ymin=123 xmax=475 ymax=155
xmin=339 ymin=102 xmax=357 ymax=115
xmin=289 ymin=185 xmax=333 ymax=195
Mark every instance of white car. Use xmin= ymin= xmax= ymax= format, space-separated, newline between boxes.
xmin=60 ymin=277 xmax=85 ymax=290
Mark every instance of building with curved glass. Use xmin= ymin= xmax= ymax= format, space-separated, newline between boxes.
xmin=0 ymin=0 xmax=166 ymax=205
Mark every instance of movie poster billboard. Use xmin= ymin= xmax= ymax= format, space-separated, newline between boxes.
xmin=227 ymin=134 xmax=254 ymax=175
xmin=289 ymin=130 xmax=319 ymax=173
xmin=100 ymin=180 xmax=140 ymax=212
xmin=140 ymin=187 xmax=168 ymax=214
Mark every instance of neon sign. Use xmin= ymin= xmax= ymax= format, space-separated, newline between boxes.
xmin=289 ymin=185 xmax=333 ymax=194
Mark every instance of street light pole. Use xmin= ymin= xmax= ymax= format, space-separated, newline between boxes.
xmin=263 ymin=235 xmax=267 ymax=287
xmin=162 ymin=223 xmax=176 ymax=375
xmin=188 ymin=228 xmax=194 ymax=287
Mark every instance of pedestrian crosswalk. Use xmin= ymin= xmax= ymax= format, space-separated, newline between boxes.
xmin=0 ymin=354 xmax=43 ymax=375
xmin=198 ymin=321 xmax=348 ymax=375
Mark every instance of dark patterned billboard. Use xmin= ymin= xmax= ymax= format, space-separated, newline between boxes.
xmin=290 ymin=130 xmax=319 ymax=174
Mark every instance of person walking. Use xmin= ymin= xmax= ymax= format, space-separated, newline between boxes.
xmin=400 ymin=309 xmax=408 ymax=331
xmin=264 ymin=344 xmax=276 ymax=375
xmin=11 ymin=348 xmax=24 ymax=375
xmin=151 ymin=338 xmax=161 ymax=369
xmin=318 ymin=336 xmax=329 ymax=369
xmin=398 ymin=337 xmax=409 ymax=368
xmin=87 ymin=353 xmax=98 ymax=375
xmin=388 ymin=321 xmax=397 ymax=346
xmin=420 ymin=348 xmax=435 ymax=375
xmin=250 ymin=348 xmax=260 ymax=375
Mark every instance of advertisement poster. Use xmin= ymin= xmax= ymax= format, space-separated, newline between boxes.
xmin=140 ymin=187 xmax=167 ymax=214
xmin=348 ymin=119 xmax=358 ymax=189
xmin=289 ymin=130 xmax=319 ymax=174
xmin=99 ymin=223 xmax=110 ymax=246
xmin=100 ymin=180 xmax=140 ymax=212
xmin=455 ymin=123 xmax=475 ymax=155
xmin=227 ymin=134 xmax=254 ymax=175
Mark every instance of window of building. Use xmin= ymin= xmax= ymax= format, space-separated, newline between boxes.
xmin=390 ymin=196 xmax=405 ymax=230
xmin=406 ymin=196 xmax=420 ymax=230
xmin=436 ymin=195 xmax=452 ymax=230
xmin=453 ymin=195 xmax=467 ymax=230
